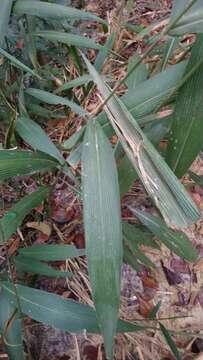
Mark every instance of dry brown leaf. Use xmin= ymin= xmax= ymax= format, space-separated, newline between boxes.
xmin=26 ymin=221 xmax=52 ymax=236
xmin=194 ymin=258 xmax=203 ymax=272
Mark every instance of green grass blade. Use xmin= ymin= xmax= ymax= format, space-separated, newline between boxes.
xmin=55 ymin=74 xmax=93 ymax=94
xmin=14 ymin=256 xmax=72 ymax=278
xmin=0 ymin=48 xmax=39 ymax=78
xmin=123 ymin=222 xmax=159 ymax=249
xmin=0 ymin=288 xmax=25 ymax=360
xmin=166 ymin=35 xmax=203 ymax=177
xmin=19 ymin=244 xmax=85 ymax=261
xmin=14 ymin=0 xmax=105 ymax=23
xmin=26 ymin=88 xmax=88 ymax=116
xmin=159 ymin=322 xmax=181 ymax=360
xmin=82 ymin=121 xmax=122 ymax=359
xmin=16 ymin=116 xmax=65 ymax=165
xmin=2 ymin=282 xmax=150 ymax=335
xmin=126 ymin=54 xmax=148 ymax=91
xmin=0 ymin=150 xmax=59 ymax=180
xmin=132 ymin=209 xmax=198 ymax=262
xmin=170 ymin=0 xmax=203 ymax=36
xmin=33 ymin=31 xmax=103 ymax=50
xmin=94 ymin=33 xmax=116 ymax=71
xmin=0 ymin=187 xmax=50 ymax=244
xmin=0 ymin=0 xmax=13 ymax=47
xmin=83 ymin=55 xmax=200 ymax=228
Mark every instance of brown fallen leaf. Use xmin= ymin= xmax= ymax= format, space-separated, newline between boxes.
xmin=26 ymin=221 xmax=52 ymax=237
xmin=194 ymin=258 xmax=203 ymax=272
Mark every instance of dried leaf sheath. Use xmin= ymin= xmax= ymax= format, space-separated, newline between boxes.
xmin=82 ymin=121 xmax=122 ymax=359
xmin=83 ymin=55 xmax=200 ymax=229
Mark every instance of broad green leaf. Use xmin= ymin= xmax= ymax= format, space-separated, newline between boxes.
xmin=82 ymin=121 xmax=122 ymax=359
xmin=2 ymin=282 xmax=150 ymax=335
xmin=27 ymin=103 xmax=66 ymax=119
xmin=160 ymin=37 xmax=179 ymax=71
xmin=14 ymin=256 xmax=72 ymax=277
xmin=0 ymin=0 xmax=13 ymax=47
xmin=132 ymin=209 xmax=198 ymax=262
xmin=189 ymin=171 xmax=203 ymax=188
xmin=33 ymin=31 xmax=103 ymax=50
xmin=167 ymin=35 xmax=203 ymax=178
xmin=26 ymin=88 xmax=87 ymax=116
xmin=126 ymin=54 xmax=148 ymax=90
xmin=0 ymin=48 xmax=39 ymax=78
xmin=67 ymin=143 xmax=82 ymax=168
xmin=19 ymin=244 xmax=85 ymax=261
xmin=0 ymin=288 xmax=25 ymax=360
xmin=16 ymin=116 xmax=65 ymax=165
xmin=170 ymin=0 xmax=203 ymax=36
xmin=0 ymin=150 xmax=58 ymax=181
xmin=83 ymin=55 xmax=200 ymax=228
xmin=0 ymin=187 xmax=50 ymax=243
xmin=159 ymin=323 xmax=181 ymax=360
xmin=14 ymin=0 xmax=105 ymax=23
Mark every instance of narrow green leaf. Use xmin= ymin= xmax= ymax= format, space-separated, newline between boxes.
xmin=189 ymin=171 xmax=203 ymax=188
xmin=0 ymin=150 xmax=58 ymax=181
xmin=0 ymin=48 xmax=39 ymax=78
xmin=16 ymin=116 xmax=65 ymax=165
xmin=0 ymin=187 xmax=50 ymax=244
xmin=33 ymin=31 xmax=103 ymax=50
xmin=126 ymin=54 xmax=148 ymax=90
xmin=123 ymin=246 xmax=141 ymax=271
xmin=26 ymin=88 xmax=87 ymax=116
xmin=123 ymin=222 xmax=159 ymax=249
xmin=167 ymin=35 xmax=203 ymax=178
xmin=82 ymin=121 xmax=122 ymax=359
xmin=14 ymin=256 xmax=72 ymax=277
xmin=159 ymin=322 xmax=181 ymax=360
xmin=14 ymin=0 xmax=105 ymax=23
xmin=170 ymin=0 xmax=203 ymax=36
xmin=132 ymin=209 xmax=198 ymax=262
xmin=55 ymin=74 xmax=93 ymax=94
xmin=83 ymin=55 xmax=200 ymax=228
xmin=19 ymin=244 xmax=85 ymax=261
xmin=2 ymin=282 xmax=150 ymax=335
xmin=63 ymin=127 xmax=85 ymax=150
xmin=0 ymin=0 xmax=13 ymax=47
xmin=94 ymin=33 xmax=116 ymax=71
xmin=0 ymin=288 xmax=25 ymax=360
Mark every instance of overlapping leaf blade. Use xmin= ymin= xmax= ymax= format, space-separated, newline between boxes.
xmin=132 ymin=209 xmax=198 ymax=262
xmin=166 ymin=35 xmax=203 ymax=178
xmin=159 ymin=323 xmax=181 ymax=360
xmin=26 ymin=88 xmax=87 ymax=116
xmin=0 ymin=150 xmax=58 ymax=180
xmin=19 ymin=244 xmax=85 ymax=261
xmin=0 ymin=288 xmax=25 ymax=360
xmin=126 ymin=54 xmax=148 ymax=90
xmin=33 ymin=31 xmax=102 ymax=50
xmin=2 ymin=282 xmax=149 ymax=334
xmin=14 ymin=0 xmax=104 ymax=23
xmin=0 ymin=187 xmax=50 ymax=243
xmin=0 ymin=48 xmax=39 ymax=78
xmin=170 ymin=0 xmax=203 ymax=36
xmin=0 ymin=0 xmax=13 ymax=47
xmin=16 ymin=116 xmax=65 ymax=165
xmin=83 ymin=55 xmax=200 ymax=228
xmin=82 ymin=121 xmax=122 ymax=358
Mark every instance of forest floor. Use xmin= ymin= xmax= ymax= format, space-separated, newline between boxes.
xmin=0 ymin=0 xmax=203 ymax=359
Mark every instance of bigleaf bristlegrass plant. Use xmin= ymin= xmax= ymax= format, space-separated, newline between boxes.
xmin=0 ymin=0 xmax=202 ymax=359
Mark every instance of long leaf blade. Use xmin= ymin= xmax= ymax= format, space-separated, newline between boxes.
xmin=159 ymin=323 xmax=181 ymax=360
xmin=166 ymin=35 xmax=203 ymax=177
xmin=0 ymin=150 xmax=58 ymax=180
xmin=132 ymin=209 xmax=198 ymax=262
xmin=0 ymin=0 xmax=13 ymax=47
xmin=2 ymin=282 xmax=149 ymax=334
xmin=0 ymin=48 xmax=39 ymax=78
xmin=82 ymin=121 xmax=122 ymax=358
xmin=19 ymin=244 xmax=85 ymax=261
xmin=14 ymin=0 xmax=104 ymax=23
xmin=170 ymin=0 xmax=203 ymax=36
xmin=25 ymin=88 xmax=87 ymax=116
xmin=0 ymin=187 xmax=50 ymax=243
xmin=83 ymin=55 xmax=200 ymax=228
